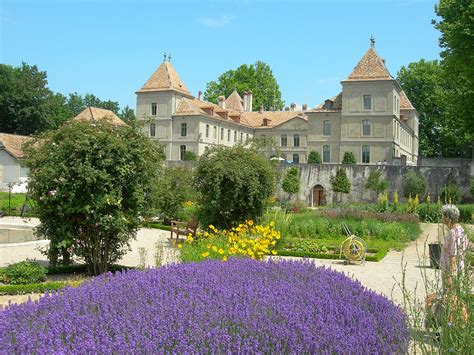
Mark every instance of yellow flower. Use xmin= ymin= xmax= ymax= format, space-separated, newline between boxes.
xmin=269 ymin=221 xmax=275 ymax=227
xmin=218 ymin=248 xmax=224 ymax=255
xmin=223 ymin=256 xmax=228 ymax=261
xmin=202 ymin=251 xmax=210 ymax=257
xmin=272 ymin=250 xmax=278 ymax=255
xmin=177 ymin=244 xmax=183 ymax=249
xmin=212 ymin=246 xmax=218 ymax=252
xmin=207 ymin=244 xmax=211 ymax=249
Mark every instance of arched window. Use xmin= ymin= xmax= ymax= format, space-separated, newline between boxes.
xmin=362 ymin=120 xmax=371 ymax=136
xmin=323 ymin=145 xmax=330 ymax=163
xmin=281 ymin=134 xmax=287 ymax=147
xmin=227 ymin=129 xmax=231 ymax=141
xmin=234 ymin=131 xmax=237 ymax=142
xmin=180 ymin=145 xmax=186 ymax=160
xmin=293 ymin=134 xmax=300 ymax=147
xmin=213 ymin=126 xmax=217 ymax=139
xmin=260 ymin=134 xmax=266 ymax=144
xmin=323 ymin=120 xmax=331 ymax=136
xmin=362 ymin=145 xmax=370 ymax=163
xmin=181 ymin=123 xmax=187 ymax=137
xmin=205 ymin=124 xmax=209 ymax=138
xmin=293 ymin=154 xmax=299 ymax=164
xmin=220 ymin=128 xmax=224 ymax=140
xmin=149 ymin=123 xmax=156 ymax=137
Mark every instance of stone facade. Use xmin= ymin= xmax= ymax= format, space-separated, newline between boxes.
xmin=136 ymin=41 xmax=419 ymax=164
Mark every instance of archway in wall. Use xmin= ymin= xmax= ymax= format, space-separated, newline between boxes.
xmin=312 ymin=184 xmax=325 ymax=207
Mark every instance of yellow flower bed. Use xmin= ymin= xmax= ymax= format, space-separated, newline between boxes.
xmin=179 ymin=220 xmax=280 ymax=262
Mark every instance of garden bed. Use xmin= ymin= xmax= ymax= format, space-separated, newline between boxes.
xmin=276 ymin=245 xmax=388 ymax=262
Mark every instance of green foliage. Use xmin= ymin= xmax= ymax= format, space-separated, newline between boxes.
xmin=440 ymin=183 xmax=461 ymax=204
xmin=23 ymin=120 xmax=162 ymax=275
xmin=402 ymin=170 xmax=427 ymax=198
xmin=195 ymin=145 xmax=276 ymax=229
xmin=0 ymin=63 xmax=70 ymax=135
xmin=260 ymin=210 xmax=421 ymax=252
xmin=341 ymin=151 xmax=356 ymax=165
xmin=0 ymin=62 xmax=135 ymax=135
xmin=433 ymin=0 xmax=474 ymax=158
xmin=203 ymin=61 xmax=284 ymax=111
xmin=416 ymin=203 xmax=442 ymax=223
xmin=152 ymin=166 xmax=196 ymax=223
xmin=282 ymin=167 xmax=300 ymax=195
xmin=330 ymin=168 xmax=351 ymax=201
xmin=182 ymin=151 xmax=198 ymax=161
xmin=276 ymin=248 xmax=388 ymax=262
xmin=307 ymin=150 xmax=322 ymax=164
xmin=0 ymin=281 xmax=65 ymax=295
xmin=457 ymin=204 xmax=474 ymax=223
xmin=471 ymin=179 xmax=474 ymax=197
xmin=2 ymin=261 xmax=47 ymax=285
xmin=365 ymin=170 xmax=389 ymax=197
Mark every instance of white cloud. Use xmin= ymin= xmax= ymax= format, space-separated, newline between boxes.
xmin=198 ymin=15 xmax=232 ymax=29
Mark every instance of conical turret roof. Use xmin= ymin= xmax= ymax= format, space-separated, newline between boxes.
xmin=345 ymin=47 xmax=393 ymax=81
xmin=137 ymin=61 xmax=191 ymax=95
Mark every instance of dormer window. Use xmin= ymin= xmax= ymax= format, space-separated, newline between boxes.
xmin=324 ymin=100 xmax=333 ymax=110
xmin=363 ymin=95 xmax=372 ymax=110
xmin=262 ymin=118 xmax=270 ymax=126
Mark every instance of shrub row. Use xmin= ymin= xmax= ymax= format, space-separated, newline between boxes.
xmin=317 ymin=208 xmax=419 ymax=223
xmin=0 ymin=281 xmax=65 ymax=295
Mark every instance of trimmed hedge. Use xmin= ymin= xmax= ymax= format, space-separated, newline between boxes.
xmin=275 ymin=248 xmax=388 ymax=262
xmin=142 ymin=222 xmax=172 ymax=231
xmin=0 ymin=281 xmax=66 ymax=295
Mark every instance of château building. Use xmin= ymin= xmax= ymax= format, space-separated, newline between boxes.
xmin=136 ymin=39 xmax=419 ymax=165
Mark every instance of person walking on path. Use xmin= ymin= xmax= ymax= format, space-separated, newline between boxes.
xmin=439 ymin=204 xmax=469 ymax=324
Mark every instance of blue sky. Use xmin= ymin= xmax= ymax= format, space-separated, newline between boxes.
xmin=1 ymin=0 xmax=441 ymax=111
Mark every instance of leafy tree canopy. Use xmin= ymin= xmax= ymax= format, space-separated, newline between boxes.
xmin=195 ymin=145 xmax=276 ymax=229
xmin=308 ymin=151 xmax=322 ymax=164
xmin=23 ymin=120 xmax=162 ymax=275
xmin=342 ymin=152 xmax=356 ymax=165
xmin=204 ymin=61 xmax=284 ymax=111
xmin=330 ymin=168 xmax=351 ymax=196
xmin=402 ymin=170 xmax=427 ymax=199
xmin=0 ymin=62 xmax=135 ymax=135
xmin=365 ymin=170 xmax=389 ymax=195
xmin=282 ymin=167 xmax=300 ymax=195
xmin=397 ymin=59 xmax=470 ymax=157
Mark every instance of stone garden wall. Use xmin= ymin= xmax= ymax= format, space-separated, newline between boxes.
xmin=277 ymin=162 xmax=473 ymax=206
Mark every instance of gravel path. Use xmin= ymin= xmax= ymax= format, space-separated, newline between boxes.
xmin=0 ymin=218 xmax=449 ymax=307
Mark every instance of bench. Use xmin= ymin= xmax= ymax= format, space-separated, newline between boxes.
xmin=170 ymin=216 xmax=199 ymax=241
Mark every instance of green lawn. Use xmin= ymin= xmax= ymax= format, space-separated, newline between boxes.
xmin=0 ymin=192 xmax=35 ymax=216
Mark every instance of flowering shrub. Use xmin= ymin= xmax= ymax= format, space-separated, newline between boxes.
xmin=180 ymin=220 xmax=279 ymax=262
xmin=0 ymin=259 xmax=409 ymax=353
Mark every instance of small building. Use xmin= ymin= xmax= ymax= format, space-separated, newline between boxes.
xmin=72 ymin=107 xmax=127 ymax=126
xmin=0 ymin=133 xmax=31 ymax=191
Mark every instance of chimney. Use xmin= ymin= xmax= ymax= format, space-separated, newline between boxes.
xmin=290 ymin=103 xmax=296 ymax=111
xmin=198 ymin=91 xmax=202 ymax=100
xmin=247 ymin=90 xmax=253 ymax=112
xmin=302 ymin=104 xmax=308 ymax=111
xmin=259 ymin=105 xmax=264 ymax=113
xmin=218 ymin=95 xmax=226 ymax=109
xmin=243 ymin=91 xmax=248 ymax=112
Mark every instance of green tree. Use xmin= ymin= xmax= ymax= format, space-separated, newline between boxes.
xmin=152 ymin=166 xmax=196 ymax=223
xmin=183 ymin=151 xmax=198 ymax=161
xmin=396 ymin=59 xmax=469 ymax=157
xmin=342 ymin=152 xmax=356 ymax=164
xmin=307 ymin=150 xmax=322 ymax=164
xmin=195 ymin=145 xmax=276 ymax=229
xmin=402 ymin=170 xmax=427 ymax=199
xmin=433 ymin=0 xmax=474 ymax=157
xmin=0 ymin=63 xmax=68 ymax=135
xmin=330 ymin=168 xmax=351 ymax=202
xmin=119 ymin=105 xmax=136 ymax=123
xmin=65 ymin=92 xmax=121 ymax=117
xmin=204 ymin=61 xmax=284 ymax=111
xmin=24 ymin=120 xmax=162 ymax=275
xmin=282 ymin=167 xmax=300 ymax=197
xmin=365 ymin=170 xmax=389 ymax=201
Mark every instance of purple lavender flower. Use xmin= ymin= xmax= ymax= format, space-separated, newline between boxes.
xmin=0 ymin=259 xmax=409 ymax=353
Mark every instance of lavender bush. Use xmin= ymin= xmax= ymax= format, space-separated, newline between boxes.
xmin=0 ymin=259 xmax=409 ymax=353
